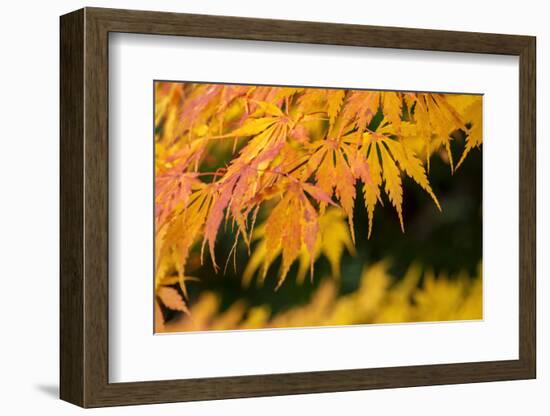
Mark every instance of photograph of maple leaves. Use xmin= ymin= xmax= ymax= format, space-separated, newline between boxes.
xmin=154 ymin=81 xmax=483 ymax=333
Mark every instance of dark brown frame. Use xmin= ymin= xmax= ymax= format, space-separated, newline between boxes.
xmin=60 ymin=7 xmax=536 ymax=408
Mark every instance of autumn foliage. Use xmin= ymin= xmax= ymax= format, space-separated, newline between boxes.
xmin=154 ymin=82 xmax=483 ymax=332
xmin=157 ymin=262 xmax=482 ymax=333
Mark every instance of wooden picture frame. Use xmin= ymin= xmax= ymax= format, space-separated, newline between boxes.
xmin=60 ymin=7 xmax=536 ymax=408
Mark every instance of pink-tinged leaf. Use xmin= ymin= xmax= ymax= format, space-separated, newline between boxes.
xmin=157 ymin=286 xmax=190 ymax=315
xmin=253 ymin=140 xmax=285 ymax=165
xmin=155 ymin=171 xmax=200 ymax=229
xmin=349 ymin=150 xmax=372 ymax=183
xmin=277 ymin=198 xmax=302 ymax=290
xmin=302 ymin=182 xmax=338 ymax=206
xmin=203 ymin=176 xmax=238 ymax=270
xmin=290 ymin=124 xmax=309 ymax=143
xmin=179 ymin=84 xmax=223 ymax=130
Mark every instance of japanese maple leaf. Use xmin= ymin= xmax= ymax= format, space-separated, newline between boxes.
xmin=155 ymin=171 xmax=201 ymax=230
xmin=201 ymin=135 xmax=288 ymax=271
xmin=242 ymin=208 xmax=355 ymax=288
xmin=262 ymin=179 xmax=336 ymax=288
xmin=156 ymin=286 xmax=190 ymax=315
xmin=404 ymin=93 xmax=465 ymax=172
xmin=157 ymin=183 xmax=214 ymax=294
xmin=338 ymin=90 xmax=380 ymax=137
xmin=155 ymin=138 xmax=211 ymax=229
xmin=358 ymin=129 xmax=441 ymax=235
xmin=449 ymin=95 xmax=483 ymax=169
xmin=306 ymin=137 xmax=358 ymax=242
xmin=201 ymin=99 xmax=326 ymax=269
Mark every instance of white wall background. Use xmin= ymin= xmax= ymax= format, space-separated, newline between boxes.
xmin=0 ymin=0 xmax=546 ymax=414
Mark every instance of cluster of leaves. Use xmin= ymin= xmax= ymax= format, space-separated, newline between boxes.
xmin=154 ymin=82 xmax=482 ymax=325
xmin=156 ymin=262 xmax=482 ymax=333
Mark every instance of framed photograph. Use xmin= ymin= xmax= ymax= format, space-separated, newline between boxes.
xmin=60 ymin=7 xmax=536 ymax=408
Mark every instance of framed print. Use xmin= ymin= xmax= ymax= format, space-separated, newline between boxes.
xmin=60 ymin=7 xmax=536 ymax=408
